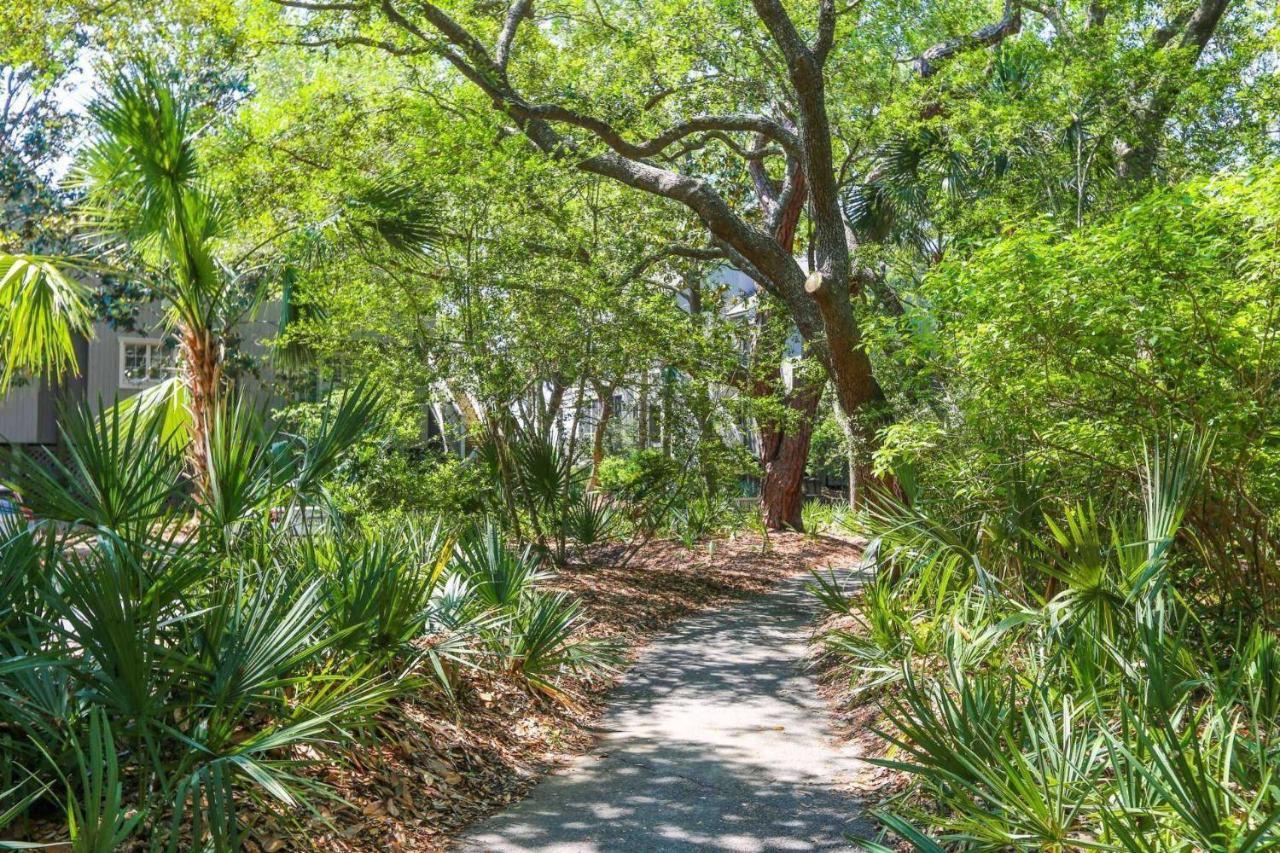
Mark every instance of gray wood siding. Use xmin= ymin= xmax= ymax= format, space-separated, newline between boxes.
xmin=1 ymin=300 xmax=284 ymax=445
xmin=0 ymin=384 xmax=41 ymax=443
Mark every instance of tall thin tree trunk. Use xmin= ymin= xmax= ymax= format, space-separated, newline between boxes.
xmin=588 ymin=382 xmax=615 ymax=489
xmin=544 ymin=377 xmax=567 ymax=434
xmin=637 ymin=369 xmax=650 ymax=450
xmin=660 ymin=368 xmax=673 ymax=457
xmin=182 ymin=326 xmax=222 ymax=490
xmin=746 ymin=167 xmax=821 ymax=530
xmin=833 ymin=396 xmax=859 ymax=511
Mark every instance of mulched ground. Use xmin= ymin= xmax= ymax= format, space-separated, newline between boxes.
xmin=267 ymin=532 xmax=863 ymax=852
xmin=7 ymin=533 xmax=864 ymax=852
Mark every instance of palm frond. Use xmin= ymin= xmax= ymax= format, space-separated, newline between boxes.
xmin=0 ymin=253 xmax=93 ymax=392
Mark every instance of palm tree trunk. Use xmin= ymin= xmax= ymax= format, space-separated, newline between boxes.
xmin=182 ymin=326 xmax=222 ymax=489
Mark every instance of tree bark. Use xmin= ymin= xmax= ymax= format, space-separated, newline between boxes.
xmin=746 ymin=155 xmax=822 ymax=529
xmin=182 ymin=325 xmax=222 ymax=491
xmin=1116 ymin=0 xmax=1230 ymax=183
xmin=636 ymin=369 xmax=650 ymax=450
xmin=758 ymin=373 xmax=822 ymax=529
xmin=588 ymin=381 xmax=615 ymax=489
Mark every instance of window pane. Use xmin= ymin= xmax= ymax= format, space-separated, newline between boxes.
xmin=123 ymin=344 xmax=149 ymax=385
xmin=147 ymin=344 xmax=177 ymax=380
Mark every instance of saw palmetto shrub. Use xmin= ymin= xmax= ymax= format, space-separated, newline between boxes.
xmin=0 ymin=387 xmax=613 ymax=850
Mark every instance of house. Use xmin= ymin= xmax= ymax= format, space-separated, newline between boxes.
xmin=0 ymin=300 xmax=283 ymax=449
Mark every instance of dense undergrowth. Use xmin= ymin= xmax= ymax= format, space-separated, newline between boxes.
xmin=814 ymin=434 xmax=1280 ymax=850
xmin=0 ymin=389 xmax=622 ymax=850
xmin=806 ymin=162 xmax=1280 ymax=851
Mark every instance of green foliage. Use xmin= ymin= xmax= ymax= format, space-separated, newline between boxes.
xmin=0 ymin=386 xmax=608 ymax=849
xmin=669 ymin=494 xmax=736 ymax=549
xmin=880 ymin=166 xmax=1280 ymax=613
xmin=563 ymin=491 xmax=623 ymax=549
xmin=823 ymin=434 xmax=1280 ymax=849
xmin=801 ymin=500 xmax=843 ymax=538
xmin=0 ymin=253 xmax=93 ymax=392
xmin=454 ymin=521 xmax=547 ymax=610
xmin=502 ymin=591 xmax=619 ymax=699
xmin=6 ymin=401 xmax=182 ymax=532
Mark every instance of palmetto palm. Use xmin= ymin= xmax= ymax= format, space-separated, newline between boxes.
xmin=72 ymin=66 xmax=252 ymax=484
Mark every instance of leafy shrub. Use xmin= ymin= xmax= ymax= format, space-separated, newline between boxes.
xmin=829 ymin=433 xmax=1280 ymax=849
xmin=596 ymin=450 xmax=679 ymax=503
xmin=801 ymin=499 xmax=835 ymax=537
xmin=881 ymin=166 xmax=1280 ymax=613
xmin=0 ymin=389 xmax=606 ymax=850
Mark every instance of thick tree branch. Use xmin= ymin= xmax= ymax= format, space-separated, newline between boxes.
xmin=814 ymin=0 xmax=838 ymax=63
xmin=1119 ymin=0 xmax=1231 ymax=180
xmin=751 ymin=0 xmax=811 ymax=64
xmin=911 ymin=0 xmax=1023 ymax=78
xmin=620 ymin=244 xmax=725 ymax=286
xmin=290 ymin=34 xmax=430 ymax=56
xmin=360 ymin=1 xmax=813 ymax=311
xmin=711 ymin=238 xmax=774 ymax=297
xmin=521 ymin=105 xmax=801 ymax=160
xmin=1151 ymin=8 xmax=1194 ymax=48
xmin=496 ymin=0 xmax=535 ymax=71
xmin=748 ymin=0 xmax=884 ymax=428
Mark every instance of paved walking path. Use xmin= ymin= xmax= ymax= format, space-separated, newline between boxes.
xmin=457 ymin=571 xmax=871 ymax=852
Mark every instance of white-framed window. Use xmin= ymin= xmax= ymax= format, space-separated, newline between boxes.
xmin=119 ymin=338 xmax=177 ymax=388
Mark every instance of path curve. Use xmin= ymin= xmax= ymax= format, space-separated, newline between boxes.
xmin=456 ymin=571 xmax=872 ymax=852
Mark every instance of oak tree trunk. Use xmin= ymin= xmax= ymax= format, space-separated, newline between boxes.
xmin=757 ymin=374 xmax=822 ymax=530
xmin=749 ymin=165 xmax=822 ymax=530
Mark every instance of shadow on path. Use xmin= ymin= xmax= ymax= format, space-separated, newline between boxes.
xmin=456 ymin=571 xmax=873 ymax=852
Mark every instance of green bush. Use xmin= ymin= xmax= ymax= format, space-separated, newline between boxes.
xmin=879 ymin=166 xmax=1280 ymax=610
xmin=596 ymin=450 xmax=679 ymax=503
xmin=278 ymin=394 xmax=491 ymax=521
xmin=824 ymin=434 xmax=1280 ymax=850
xmin=0 ymin=390 xmax=611 ymax=850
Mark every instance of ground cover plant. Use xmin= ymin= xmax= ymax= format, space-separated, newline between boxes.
xmin=0 ymin=389 xmax=617 ymax=849
xmin=816 ymin=435 xmax=1280 ymax=852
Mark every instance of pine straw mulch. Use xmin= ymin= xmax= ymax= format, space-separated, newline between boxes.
xmin=807 ymin=607 xmax=914 ymax=834
xmin=249 ymin=531 xmax=863 ymax=852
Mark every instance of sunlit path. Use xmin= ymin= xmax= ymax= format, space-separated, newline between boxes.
xmin=457 ymin=572 xmax=872 ymax=852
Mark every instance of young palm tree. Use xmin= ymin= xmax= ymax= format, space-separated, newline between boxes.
xmin=1 ymin=69 xmax=439 ymax=486
xmin=72 ymin=66 xmax=250 ymax=485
